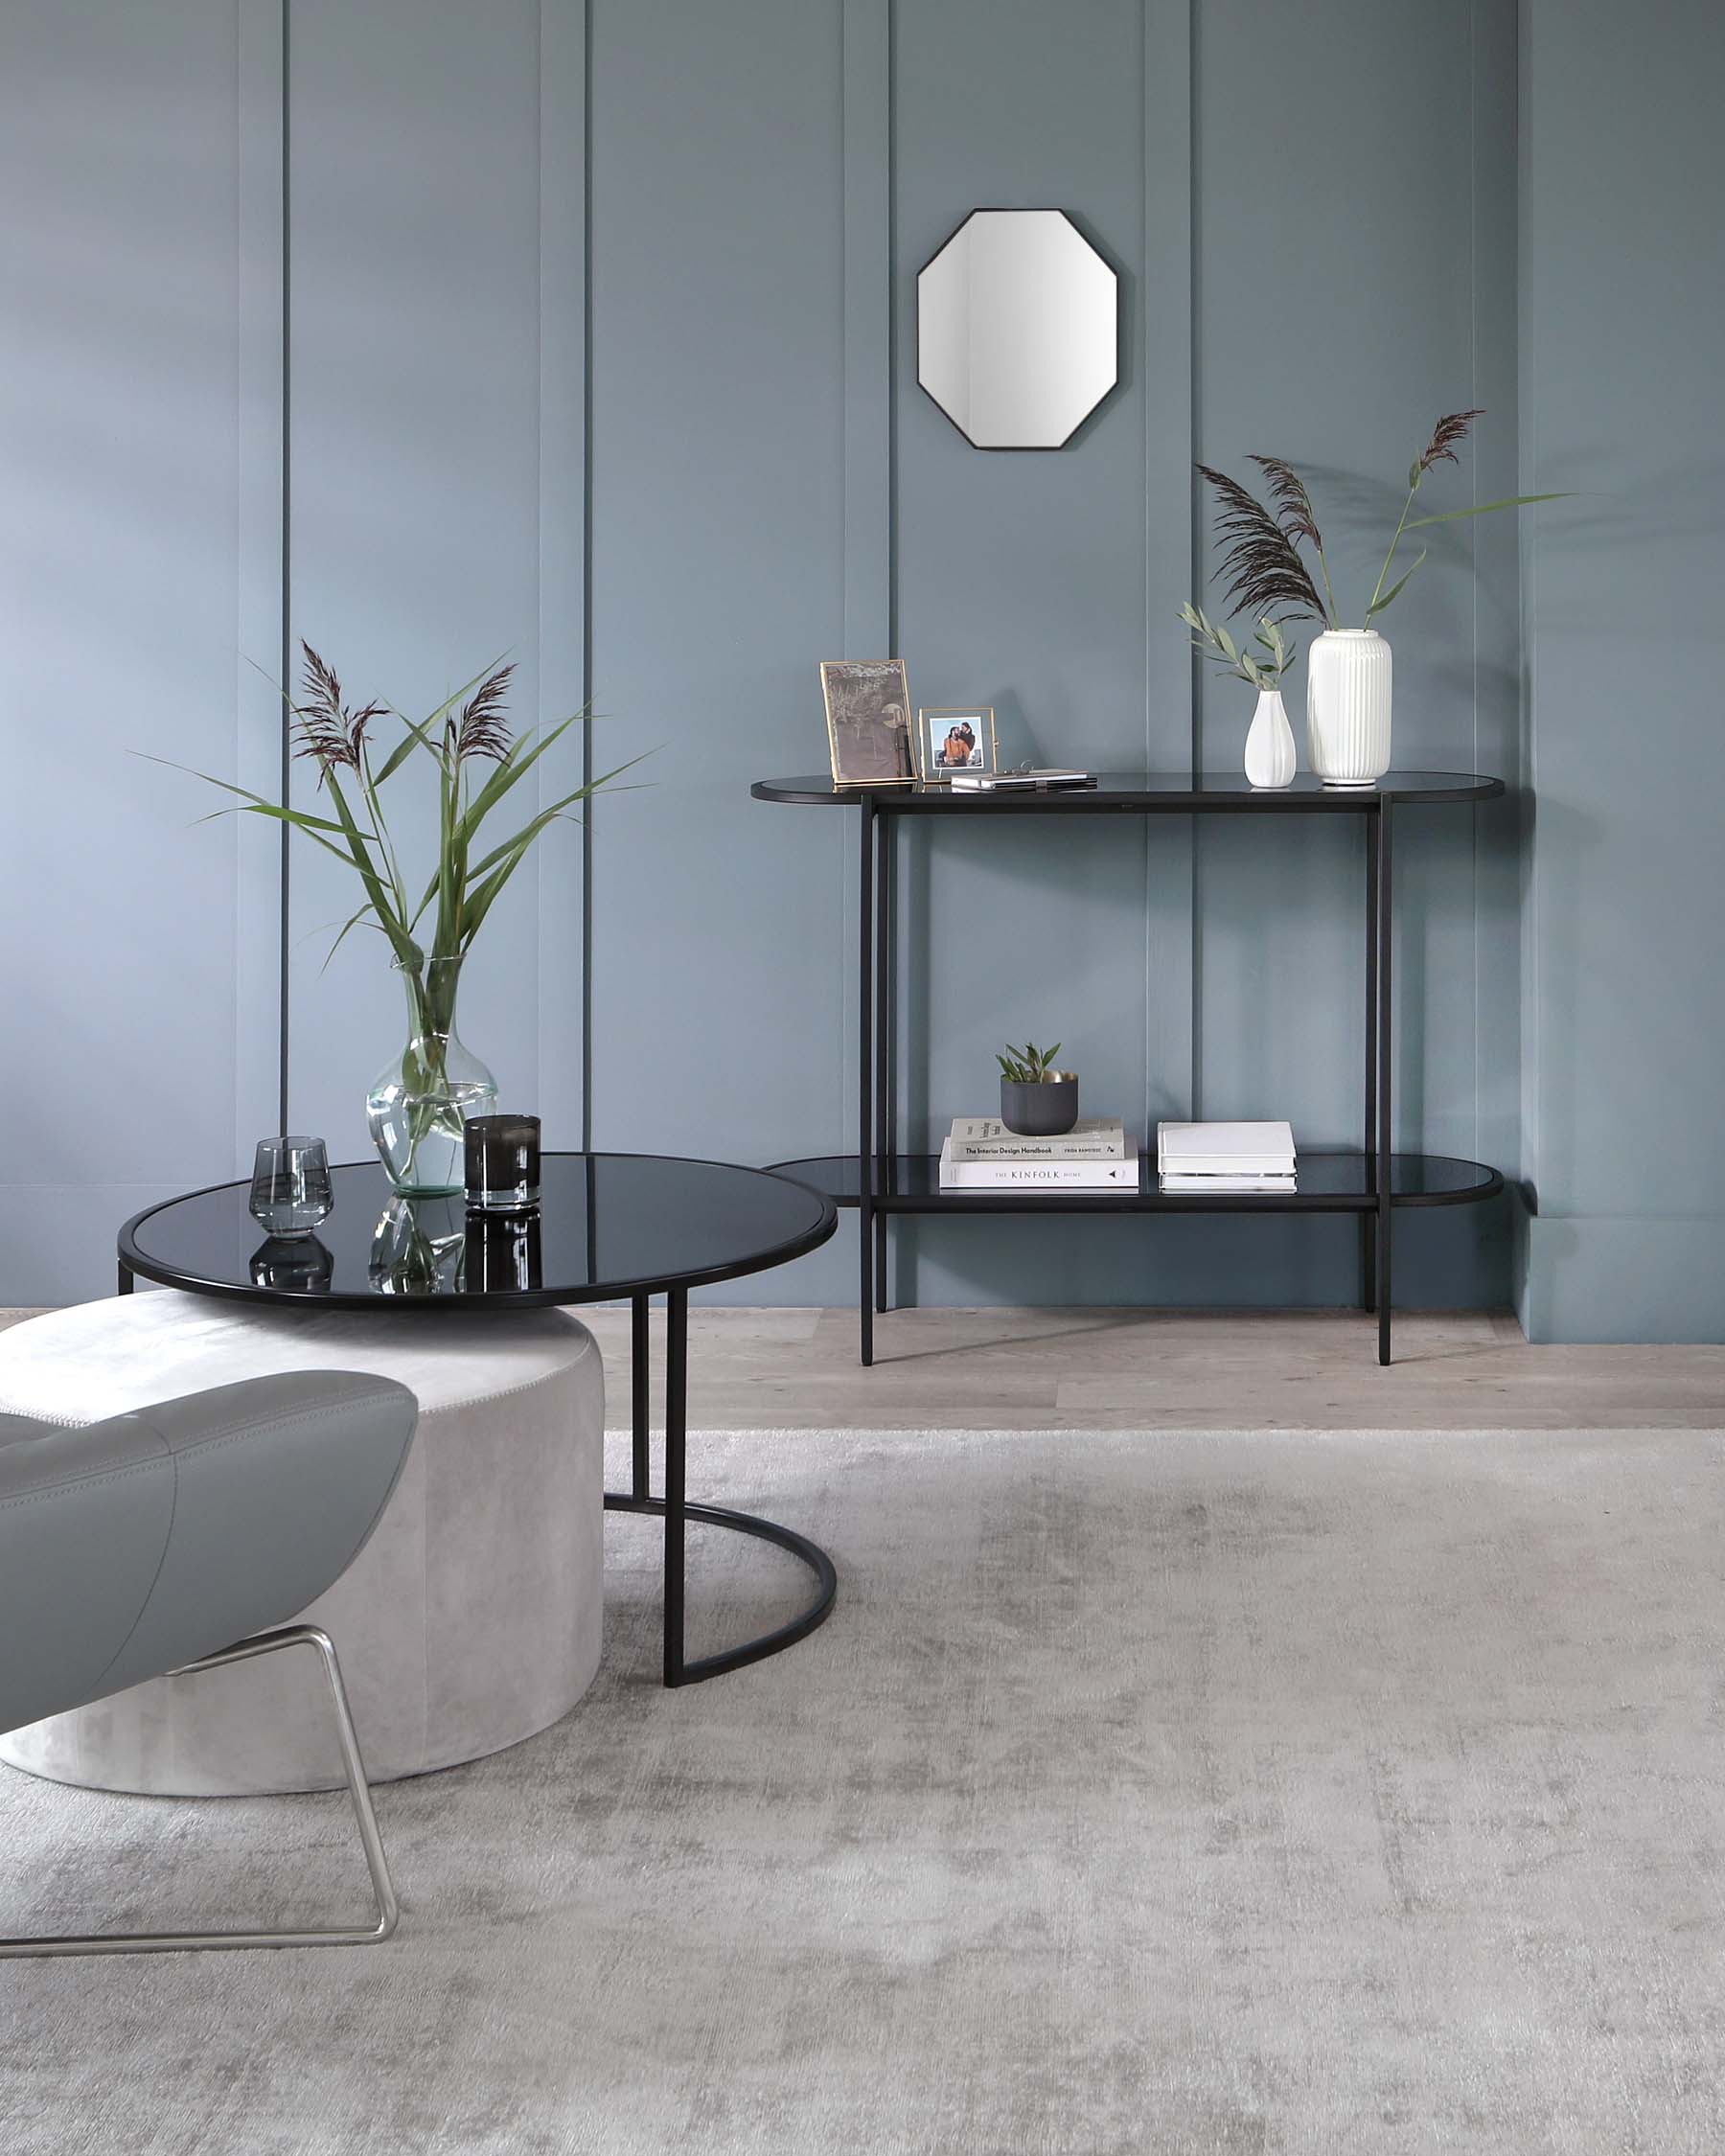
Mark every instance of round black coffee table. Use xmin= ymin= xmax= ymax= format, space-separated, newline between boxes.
xmin=118 ymin=1154 xmax=839 ymax=1688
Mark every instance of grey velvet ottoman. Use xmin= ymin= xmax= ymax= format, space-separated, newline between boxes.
xmin=0 ymin=1290 xmax=604 ymax=1795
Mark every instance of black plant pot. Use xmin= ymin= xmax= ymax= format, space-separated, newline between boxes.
xmin=1000 ymin=1074 xmax=1079 ymax=1137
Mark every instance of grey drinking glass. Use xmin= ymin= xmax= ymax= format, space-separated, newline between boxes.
xmin=249 ymin=1136 xmax=334 ymax=1238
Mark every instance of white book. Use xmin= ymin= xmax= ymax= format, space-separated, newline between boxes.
xmin=1158 ymin=1119 xmax=1296 ymax=1158
xmin=1159 ymin=1174 xmax=1297 ymax=1193
xmin=1157 ymin=1119 xmax=1296 ymax=1172
xmin=948 ymin=1115 xmax=1127 ymax=1161
xmin=938 ymin=1139 xmax=1138 ymax=1190
xmin=1157 ymin=1159 xmax=1297 ymax=1177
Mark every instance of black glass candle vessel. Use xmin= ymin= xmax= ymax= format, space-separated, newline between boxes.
xmin=464 ymin=1208 xmax=543 ymax=1294
xmin=464 ymin=1113 xmax=541 ymax=1213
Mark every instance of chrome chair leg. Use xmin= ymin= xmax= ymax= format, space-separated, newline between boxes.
xmin=1 ymin=1624 xmax=399 ymax=1958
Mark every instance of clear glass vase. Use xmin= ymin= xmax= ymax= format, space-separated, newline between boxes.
xmin=365 ymin=956 xmax=498 ymax=1196
xmin=367 ymin=1195 xmax=468 ymax=1295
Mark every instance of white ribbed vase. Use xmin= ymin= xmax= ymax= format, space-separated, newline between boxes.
xmin=1306 ymin=630 xmax=1392 ymax=787
xmin=1242 ymin=688 xmax=1296 ymax=789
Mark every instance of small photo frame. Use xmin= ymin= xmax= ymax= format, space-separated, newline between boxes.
xmin=820 ymin=660 xmax=915 ymax=787
xmin=918 ymin=707 xmax=997 ymax=780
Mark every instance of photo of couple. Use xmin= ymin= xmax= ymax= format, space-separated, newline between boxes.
xmin=918 ymin=707 xmax=997 ymax=781
xmin=933 ymin=720 xmax=979 ymax=769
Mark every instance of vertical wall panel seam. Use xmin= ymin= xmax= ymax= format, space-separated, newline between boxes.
xmin=1142 ymin=0 xmax=1197 ymax=1130
xmin=886 ymin=0 xmax=898 ymax=663
xmin=1184 ymin=0 xmax=1199 ymax=1116
xmin=838 ymin=5 xmax=849 ymax=1160
xmin=838 ymin=1 xmax=848 ymax=1159
xmin=1516 ymin=0 xmax=1539 ymax=1215
xmin=581 ymin=0 xmax=594 ymax=1151
xmin=236 ymin=0 xmax=289 ymax=1151
xmin=277 ymin=0 xmax=291 ymax=1133
xmin=535 ymin=0 xmax=544 ymax=1130
xmin=840 ymin=0 xmax=893 ymax=1157
xmin=1469 ymin=0 xmax=1482 ymax=1167
xmin=886 ymin=0 xmax=898 ymax=1207
xmin=839 ymin=0 xmax=855 ymax=1159
xmin=536 ymin=0 xmax=588 ymax=1153
xmin=1140 ymin=0 xmax=1152 ymax=1144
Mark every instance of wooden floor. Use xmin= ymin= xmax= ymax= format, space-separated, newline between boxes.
xmin=5 ymin=1304 xmax=1718 ymax=1431
xmin=578 ymin=1306 xmax=1725 ymax=1432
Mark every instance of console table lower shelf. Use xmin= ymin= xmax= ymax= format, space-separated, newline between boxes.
xmin=769 ymin=1150 xmax=1506 ymax=1356
xmin=774 ymin=1150 xmax=1500 ymax=1212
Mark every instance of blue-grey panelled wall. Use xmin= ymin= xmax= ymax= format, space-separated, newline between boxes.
xmin=1515 ymin=0 xmax=1725 ymax=1342
xmin=0 ymin=0 xmax=1520 ymax=1310
xmin=0 ymin=3 xmax=283 ymax=1298
xmin=6 ymin=2 xmax=1703 ymax=1337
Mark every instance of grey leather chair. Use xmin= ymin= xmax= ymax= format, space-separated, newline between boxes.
xmin=0 ymin=1368 xmax=418 ymax=1958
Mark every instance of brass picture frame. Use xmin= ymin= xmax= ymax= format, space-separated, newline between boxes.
xmin=819 ymin=660 xmax=916 ymax=787
xmin=917 ymin=706 xmax=998 ymax=781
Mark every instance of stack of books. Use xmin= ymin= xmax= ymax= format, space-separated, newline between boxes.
xmin=1156 ymin=1120 xmax=1297 ymax=1193
xmin=938 ymin=1115 xmax=1138 ymax=1190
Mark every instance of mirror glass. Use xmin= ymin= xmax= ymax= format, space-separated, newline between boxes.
xmin=916 ymin=209 xmax=1118 ymax=450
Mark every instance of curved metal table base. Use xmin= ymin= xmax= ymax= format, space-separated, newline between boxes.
xmin=603 ymin=1492 xmax=837 ymax=1686
xmin=616 ymin=1286 xmax=837 ymax=1687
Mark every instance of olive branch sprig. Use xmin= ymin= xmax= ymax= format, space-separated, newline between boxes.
xmin=1179 ymin=604 xmax=1295 ymax=690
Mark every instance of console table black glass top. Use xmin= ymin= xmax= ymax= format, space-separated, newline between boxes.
xmin=751 ymin=770 xmax=1507 ymax=1369
xmin=118 ymin=1154 xmax=840 ymax=1688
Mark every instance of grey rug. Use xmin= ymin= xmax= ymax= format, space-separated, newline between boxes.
xmin=4 ymin=1425 xmax=1723 ymax=2156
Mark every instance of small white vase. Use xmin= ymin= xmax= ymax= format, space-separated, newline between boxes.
xmin=1242 ymin=688 xmax=1296 ymax=790
xmin=1306 ymin=629 xmax=1392 ymax=787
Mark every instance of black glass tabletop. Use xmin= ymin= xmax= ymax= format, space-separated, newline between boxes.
xmin=119 ymin=1154 xmax=838 ymax=1311
xmin=751 ymin=770 xmax=1504 ymax=809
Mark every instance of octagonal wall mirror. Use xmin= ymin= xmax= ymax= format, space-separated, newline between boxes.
xmin=916 ymin=209 xmax=1119 ymax=450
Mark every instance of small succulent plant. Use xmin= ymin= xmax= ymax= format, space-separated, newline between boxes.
xmin=997 ymin=1041 xmax=1065 ymax=1085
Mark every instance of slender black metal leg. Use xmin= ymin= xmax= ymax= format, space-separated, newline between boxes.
xmin=631 ymin=1293 xmax=651 ymax=1501
xmin=662 ymin=1286 xmax=686 ymax=1686
xmin=1375 ymin=803 xmax=1394 ymax=1365
xmin=602 ymin=1283 xmax=837 ymax=1687
xmin=1361 ymin=814 xmax=1379 ymax=1314
xmin=874 ymin=809 xmax=891 ymax=1315
xmin=117 ymin=1260 xmax=133 ymax=1296
xmin=858 ymin=794 xmax=875 ymax=1365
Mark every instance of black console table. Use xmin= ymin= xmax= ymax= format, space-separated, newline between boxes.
xmin=751 ymin=770 xmax=1506 ymax=1368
